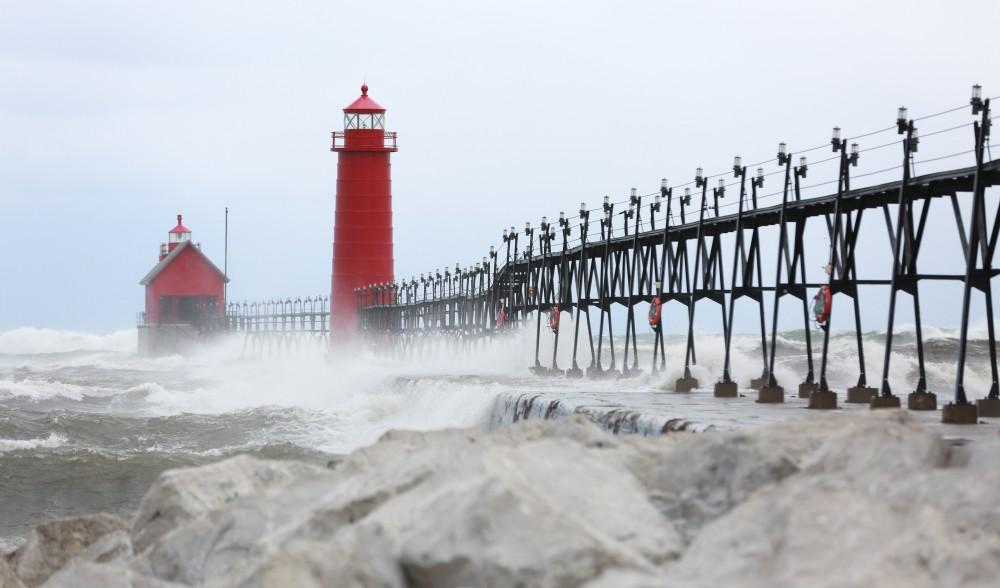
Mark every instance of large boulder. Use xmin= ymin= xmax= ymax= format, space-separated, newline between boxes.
xmin=131 ymin=455 xmax=328 ymax=553
xmin=10 ymin=514 xmax=127 ymax=587
xmin=665 ymin=472 xmax=1000 ymax=588
xmin=799 ymin=409 xmax=951 ymax=477
xmin=131 ymin=445 xmax=449 ymax=585
xmin=1 ymin=557 xmax=25 ymax=588
xmin=132 ymin=417 xmax=680 ymax=587
xmin=358 ymin=437 xmax=681 ymax=587
xmin=663 ymin=411 xmax=994 ymax=588
xmin=629 ymin=431 xmax=799 ymax=542
xmin=40 ymin=562 xmax=181 ymax=588
xmin=237 ymin=528 xmax=404 ymax=588
xmin=582 ymin=568 xmax=669 ymax=588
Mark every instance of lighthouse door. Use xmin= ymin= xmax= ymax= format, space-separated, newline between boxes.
xmin=178 ymin=296 xmax=200 ymax=324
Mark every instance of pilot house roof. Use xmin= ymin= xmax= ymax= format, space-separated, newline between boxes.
xmin=139 ymin=241 xmax=230 ymax=286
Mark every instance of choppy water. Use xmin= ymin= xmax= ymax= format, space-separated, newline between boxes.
xmin=0 ymin=322 xmax=995 ymax=551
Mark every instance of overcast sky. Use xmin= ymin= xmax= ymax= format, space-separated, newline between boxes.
xmin=2 ymin=0 xmax=999 ymax=333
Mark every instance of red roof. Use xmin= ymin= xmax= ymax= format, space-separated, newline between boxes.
xmin=169 ymin=214 xmax=191 ymax=234
xmin=139 ymin=241 xmax=229 ymax=285
xmin=344 ymin=84 xmax=385 ymax=113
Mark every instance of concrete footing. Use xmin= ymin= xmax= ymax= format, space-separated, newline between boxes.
xmin=757 ymin=385 xmax=784 ymax=403
xmin=808 ymin=390 xmax=837 ymax=409
xmin=977 ymin=398 xmax=1000 ymax=417
xmin=870 ymin=395 xmax=902 ymax=409
xmin=565 ymin=367 xmax=584 ymax=379
xmin=798 ymin=382 xmax=818 ymax=399
xmin=942 ymin=402 xmax=978 ymax=424
xmin=846 ymin=386 xmax=877 ymax=404
xmin=749 ymin=377 xmax=767 ymax=390
xmin=675 ymin=377 xmax=698 ymax=393
xmin=907 ymin=391 xmax=937 ymax=411
xmin=714 ymin=381 xmax=738 ymax=398
xmin=618 ymin=368 xmax=642 ymax=379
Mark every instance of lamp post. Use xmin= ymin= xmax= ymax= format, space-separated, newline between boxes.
xmin=568 ymin=201 xmax=591 ymax=377
xmin=532 ymin=216 xmax=553 ymax=371
xmin=677 ymin=166 xmax=710 ymax=392
xmin=523 ymin=221 xmax=535 ymax=326
xmin=948 ymin=87 xmax=996 ymax=423
xmin=713 ymin=177 xmax=725 ymax=216
xmin=594 ymin=195 xmax=616 ymax=375
xmin=650 ymin=179 xmax=663 ymax=230
xmin=622 ymin=186 xmax=643 ymax=376
xmin=812 ymin=125 xmax=869 ymax=407
xmin=716 ymin=155 xmax=749 ymax=397
xmin=650 ymin=178 xmax=672 ymax=373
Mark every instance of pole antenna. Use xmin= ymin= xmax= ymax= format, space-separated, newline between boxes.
xmin=224 ymin=207 xmax=229 ymax=306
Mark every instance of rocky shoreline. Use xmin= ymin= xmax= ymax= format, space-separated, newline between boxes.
xmin=3 ymin=410 xmax=1000 ymax=587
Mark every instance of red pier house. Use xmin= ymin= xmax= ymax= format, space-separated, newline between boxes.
xmin=138 ymin=214 xmax=228 ymax=355
xmin=330 ymin=84 xmax=397 ymax=335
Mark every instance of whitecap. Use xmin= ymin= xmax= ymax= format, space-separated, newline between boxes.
xmin=0 ymin=433 xmax=67 ymax=452
xmin=0 ymin=327 xmax=136 ymax=355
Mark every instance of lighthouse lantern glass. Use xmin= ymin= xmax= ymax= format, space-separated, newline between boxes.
xmin=344 ymin=112 xmax=385 ymax=130
xmin=168 ymin=231 xmax=191 ymax=245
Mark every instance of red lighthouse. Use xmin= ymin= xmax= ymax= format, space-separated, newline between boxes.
xmin=330 ymin=84 xmax=398 ymax=334
xmin=138 ymin=214 xmax=228 ymax=355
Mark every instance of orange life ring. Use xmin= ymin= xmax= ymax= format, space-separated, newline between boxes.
xmin=495 ymin=306 xmax=506 ymax=328
xmin=648 ymin=296 xmax=663 ymax=327
xmin=548 ymin=306 xmax=560 ymax=332
xmin=813 ymin=285 xmax=832 ymax=325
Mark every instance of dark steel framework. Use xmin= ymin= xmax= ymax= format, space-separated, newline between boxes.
xmin=356 ymin=93 xmax=1000 ymax=423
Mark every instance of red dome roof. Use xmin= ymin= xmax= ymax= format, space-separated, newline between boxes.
xmin=344 ymin=83 xmax=385 ymax=113
xmin=169 ymin=214 xmax=191 ymax=234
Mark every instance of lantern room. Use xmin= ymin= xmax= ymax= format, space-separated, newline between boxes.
xmin=343 ymin=85 xmax=386 ymax=130
xmin=331 ymin=84 xmax=398 ymax=152
xmin=167 ymin=214 xmax=192 ymax=252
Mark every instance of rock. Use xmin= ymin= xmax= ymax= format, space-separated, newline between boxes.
xmin=132 ymin=417 xmax=679 ymax=587
xmin=23 ymin=412 xmax=1000 ymax=588
xmin=237 ymin=527 xmax=404 ymax=588
xmin=40 ymin=562 xmax=180 ymax=588
xmin=581 ymin=568 xmax=670 ymax=588
xmin=800 ymin=409 xmax=951 ymax=477
xmin=131 ymin=455 xmax=328 ymax=553
xmin=630 ymin=431 xmax=799 ymax=542
xmin=11 ymin=514 xmax=127 ymax=587
xmin=860 ymin=468 xmax=1000 ymax=537
xmin=131 ymin=452 xmax=435 ymax=584
xmin=0 ymin=557 xmax=25 ymax=588
xmin=358 ymin=437 xmax=680 ymax=587
xmin=69 ymin=531 xmax=132 ymax=567
xmin=666 ymin=473 xmax=1000 ymax=588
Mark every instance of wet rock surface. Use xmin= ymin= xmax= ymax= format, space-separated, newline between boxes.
xmin=2 ymin=411 xmax=999 ymax=587
xmin=8 ymin=513 xmax=127 ymax=587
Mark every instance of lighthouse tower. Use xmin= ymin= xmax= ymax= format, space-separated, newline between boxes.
xmin=330 ymin=84 xmax=398 ymax=334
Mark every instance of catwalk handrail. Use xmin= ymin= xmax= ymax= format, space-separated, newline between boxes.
xmin=360 ymin=160 xmax=1000 ymax=307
